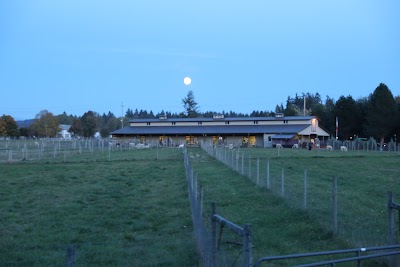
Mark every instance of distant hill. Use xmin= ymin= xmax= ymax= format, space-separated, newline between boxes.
xmin=16 ymin=119 xmax=34 ymax=128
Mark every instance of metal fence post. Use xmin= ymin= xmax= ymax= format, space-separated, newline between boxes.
xmin=304 ymin=169 xmax=307 ymax=209
xmin=281 ymin=161 xmax=284 ymax=197
xmin=266 ymin=159 xmax=270 ymax=190
xmin=236 ymin=150 xmax=239 ymax=171
xmin=256 ymin=158 xmax=260 ymax=186
xmin=333 ymin=176 xmax=338 ymax=237
xmin=241 ymin=152 xmax=244 ymax=175
xmin=248 ymin=155 xmax=251 ymax=179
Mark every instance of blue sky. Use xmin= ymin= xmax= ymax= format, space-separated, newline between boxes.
xmin=1 ymin=1 xmax=399 ymax=120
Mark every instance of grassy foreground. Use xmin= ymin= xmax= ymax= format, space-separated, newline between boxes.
xmin=0 ymin=148 xmax=197 ymax=266
xmin=2 ymin=145 xmax=400 ymax=266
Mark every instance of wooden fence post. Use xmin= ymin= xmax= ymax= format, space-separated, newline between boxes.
xmin=333 ymin=176 xmax=338 ymax=236
xmin=66 ymin=245 xmax=76 ymax=267
xmin=210 ymin=202 xmax=216 ymax=267
xmin=8 ymin=149 xmax=12 ymax=162
xmin=224 ymin=148 xmax=227 ymax=164
xmin=387 ymin=191 xmax=399 ymax=267
xmin=243 ymin=224 xmax=253 ymax=267
xmin=388 ymin=191 xmax=395 ymax=245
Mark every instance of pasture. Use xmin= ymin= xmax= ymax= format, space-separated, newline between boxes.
xmin=189 ymin=146 xmax=400 ymax=266
xmin=1 ymin=139 xmax=400 ymax=266
xmin=0 ymin=146 xmax=197 ymax=266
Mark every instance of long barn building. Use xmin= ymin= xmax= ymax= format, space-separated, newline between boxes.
xmin=111 ymin=114 xmax=330 ymax=148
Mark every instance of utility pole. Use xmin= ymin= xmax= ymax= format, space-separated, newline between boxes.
xmin=121 ymin=102 xmax=124 ymax=129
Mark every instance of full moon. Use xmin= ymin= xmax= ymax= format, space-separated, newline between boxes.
xmin=184 ymin=77 xmax=192 ymax=85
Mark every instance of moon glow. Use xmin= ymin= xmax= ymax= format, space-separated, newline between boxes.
xmin=184 ymin=77 xmax=192 ymax=85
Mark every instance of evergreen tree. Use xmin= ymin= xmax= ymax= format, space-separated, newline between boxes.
xmin=335 ymin=96 xmax=362 ymax=140
xmin=182 ymin=90 xmax=200 ymax=118
xmin=80 ymin=111 xmax=98 ymax=137
xmin=125 ymin=108 xmax=134 ymax=118
xmin=365 ymin=83 xmax=397 ymax=149
xmin=56 ymin=112 xmax=75 ymax=125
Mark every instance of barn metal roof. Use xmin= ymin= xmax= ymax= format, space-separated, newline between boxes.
xmin=111 ymin=124 xmax=309 ymax=136
xmin=128 ymin=116 xmax=315 ymax=123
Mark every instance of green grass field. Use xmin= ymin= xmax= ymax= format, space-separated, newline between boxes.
xmin=188 ymin=147 xmax=400 ymax=266
xmin=0 ymin=148 xmax=197 ymax=266
xmin=1 ymin=142 xmax=400 ymax=266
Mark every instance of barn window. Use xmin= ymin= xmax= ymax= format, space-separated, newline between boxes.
xmin=253 ymin=121 xmax=258 ymax=124
xmin=198 ymin=121 xmax=202 ymax=125
xmin=147 ymin=122 xmax=151 ymax=125
xmin=172 ymin=122 xmax=176 ymax=125
xmin=225 ymin=121 xmax=230 ymax=125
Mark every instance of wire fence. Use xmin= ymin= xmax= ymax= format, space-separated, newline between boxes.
xmin=183 ymin=148 xmax=255 ymax=266
xmin=0 ymin=138 xmax=177 ymax=163
xmin=200 ymin=142 xmax=397 ymax=248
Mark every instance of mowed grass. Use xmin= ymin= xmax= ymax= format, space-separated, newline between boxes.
xmin=0 ymin=148 xmax=198 ymax=266
xmin=188 ymin=147 xmax=400 ymax=266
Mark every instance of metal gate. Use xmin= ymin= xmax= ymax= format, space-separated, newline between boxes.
xmin=254 ymin=245 xmax=400 ymax=267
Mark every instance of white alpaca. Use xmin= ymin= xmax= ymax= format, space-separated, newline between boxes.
xmin=276 ymin=144 xmax=283 ymax=149
xmin=340 ymin=146 xmax=348 ymax=152
xmin=292 ymin=144 xmax=299 ymax=149
xmin=34 ymin=141 xmax=39 ymax=147
xmin=136 ymin=143 xmax=145 ymax=149
xmin=129 ymin=143 xmax=135 ymax=149
xmin=178 ymin=144 xmax=185 ymax=148
xmin=326 ymin=145 xmax=333 ymax=151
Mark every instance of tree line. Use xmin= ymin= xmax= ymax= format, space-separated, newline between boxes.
xmin=1 ymin=83 xmax=399 ymax=144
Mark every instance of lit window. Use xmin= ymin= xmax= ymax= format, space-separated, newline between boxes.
xmin=311 ymin=119 xmax=317 ymax=132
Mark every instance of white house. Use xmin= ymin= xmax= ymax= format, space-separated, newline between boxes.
xmin=58 ymin=124 xmax=72 ymax=139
